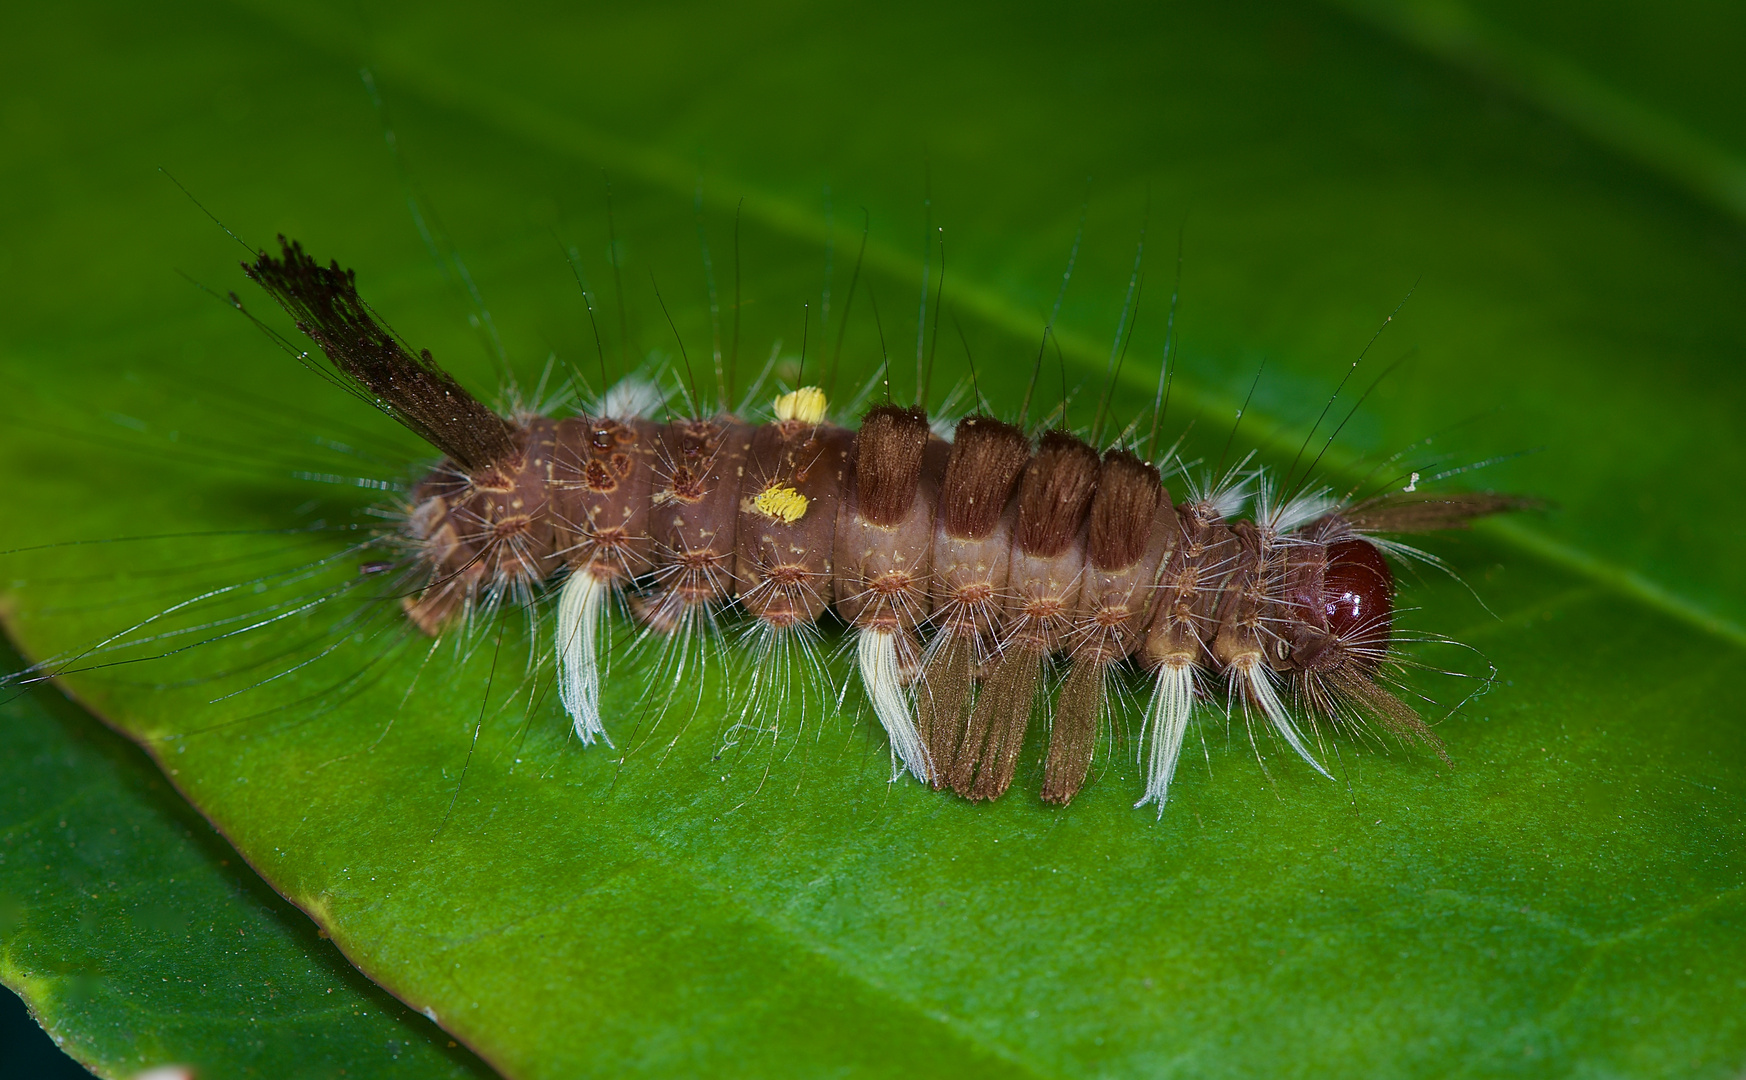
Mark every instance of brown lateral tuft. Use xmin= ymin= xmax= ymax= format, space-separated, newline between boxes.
xmin=1086 ymin=448 xmax=1162 ymax=570
xmin=1325 ymin=669 xmax=1451 ymax=765
xmin=1041 ymin=656 xmax=1103 ymax=804
xmin=940 ymin=417 xmax=1031 ymax=539
xmin=916 ymin=635 xmax=974 ymax=787
xmin=952 ymin=644 xmax=1044 ymax=800
xmin=854 ymin=405 xmax=930 ymax=527
xmin=1015 ymin=431 xmax=1100 ymax=557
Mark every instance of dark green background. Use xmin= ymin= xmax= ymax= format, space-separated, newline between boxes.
xmin=2 ymin=1 xmax=1742 ymax=1077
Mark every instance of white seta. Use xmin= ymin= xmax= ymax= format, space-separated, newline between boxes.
xmin=1235 ymin=657 xmax=1332 ymax=780
xmin=555 ymin=570 xmax=613 ymax=746
xmin=1136 ymin=661 xmax=1195 ymax=815
xmin=856 ymin=628 xmax=933 ymax=784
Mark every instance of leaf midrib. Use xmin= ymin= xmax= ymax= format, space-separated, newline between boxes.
xmin=1326 ymin=0 xmax=1746 ymax=224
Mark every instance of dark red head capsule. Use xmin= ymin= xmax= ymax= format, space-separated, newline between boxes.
xmin=1319 ymin=538 xmax=1393 ymax=670
xmin=1283 ymin=536 xmax=1394 ymax=673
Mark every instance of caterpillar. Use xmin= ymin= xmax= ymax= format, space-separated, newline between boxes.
xmin=234 ymin=235 xmax=1535 ymax=814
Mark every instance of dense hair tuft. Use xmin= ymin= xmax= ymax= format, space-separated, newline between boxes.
xmin=246 ymin=237 xmax=517 ymax=472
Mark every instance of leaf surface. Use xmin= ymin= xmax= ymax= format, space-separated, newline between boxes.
xmin=0 ymin=633 xmax=497 ymax=1079
xmin=2 ymin=0 xmax=1743 ymax=1076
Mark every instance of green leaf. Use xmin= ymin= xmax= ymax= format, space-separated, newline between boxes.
xmin=3 ymin=0 xmax=1744 ymax=1076
xmin=0 ymin=633 xmax=497 ymax=1078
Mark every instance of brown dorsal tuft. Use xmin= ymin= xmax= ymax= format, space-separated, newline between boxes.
xmin=940 ymin=416 xmax=1031 ymax=539
xmin=245 ymin=237 xmax=517 ymax=473
xmin=853 ymin=404 xmax=930 ymax=527
xmin=1014 ymin=430 xmax=1100 ymax=557
xmin=1086 ymin=448 xmax=1163 ymax=570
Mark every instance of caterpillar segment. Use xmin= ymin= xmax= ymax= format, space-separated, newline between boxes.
xmin=1215 ymin=519 xmax=1336 ymax=781
xmin=952 ymin=431 xmax=1100 ymax=801
xmin=401 ymin=418 xmax=562 ymax=636
xmin=918 ymin=417 xmax=1032 ymax=786
xmin=550 ymin=412 xmax=660 ymax=744
xmin=835 ymin=405 xmax=948 ymax=782
xmin=1048 ymin=449 xmax=1174 ymax=805
xmin=1132 ymin=492 xmax=1241 ymax=811
xmin=247 ymin=238 xmax=1536 ymax=814
xmin=726 ymin=396 xmax=856 ymax=745
xmin=734 ymin=397 xmax=852 ymax=632
xmin=641 ymin=416 xmax=757 ymax=632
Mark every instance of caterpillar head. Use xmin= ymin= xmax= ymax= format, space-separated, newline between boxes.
xmin=1286 ymin=537 xmax=1393 ymax=675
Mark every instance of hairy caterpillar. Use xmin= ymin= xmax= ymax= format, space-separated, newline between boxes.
xmin=226 ymin=235 xmax=1534 ymax=814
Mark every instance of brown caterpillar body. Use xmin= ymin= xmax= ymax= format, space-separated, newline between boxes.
xmin=246 ymin=238 xmax=1535 ymax=811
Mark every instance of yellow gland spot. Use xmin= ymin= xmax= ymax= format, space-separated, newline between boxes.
xmin=773 ymin=385 xmax=828 ymax=424
xmin=754 ymin=482 xmax=810 ymax=523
